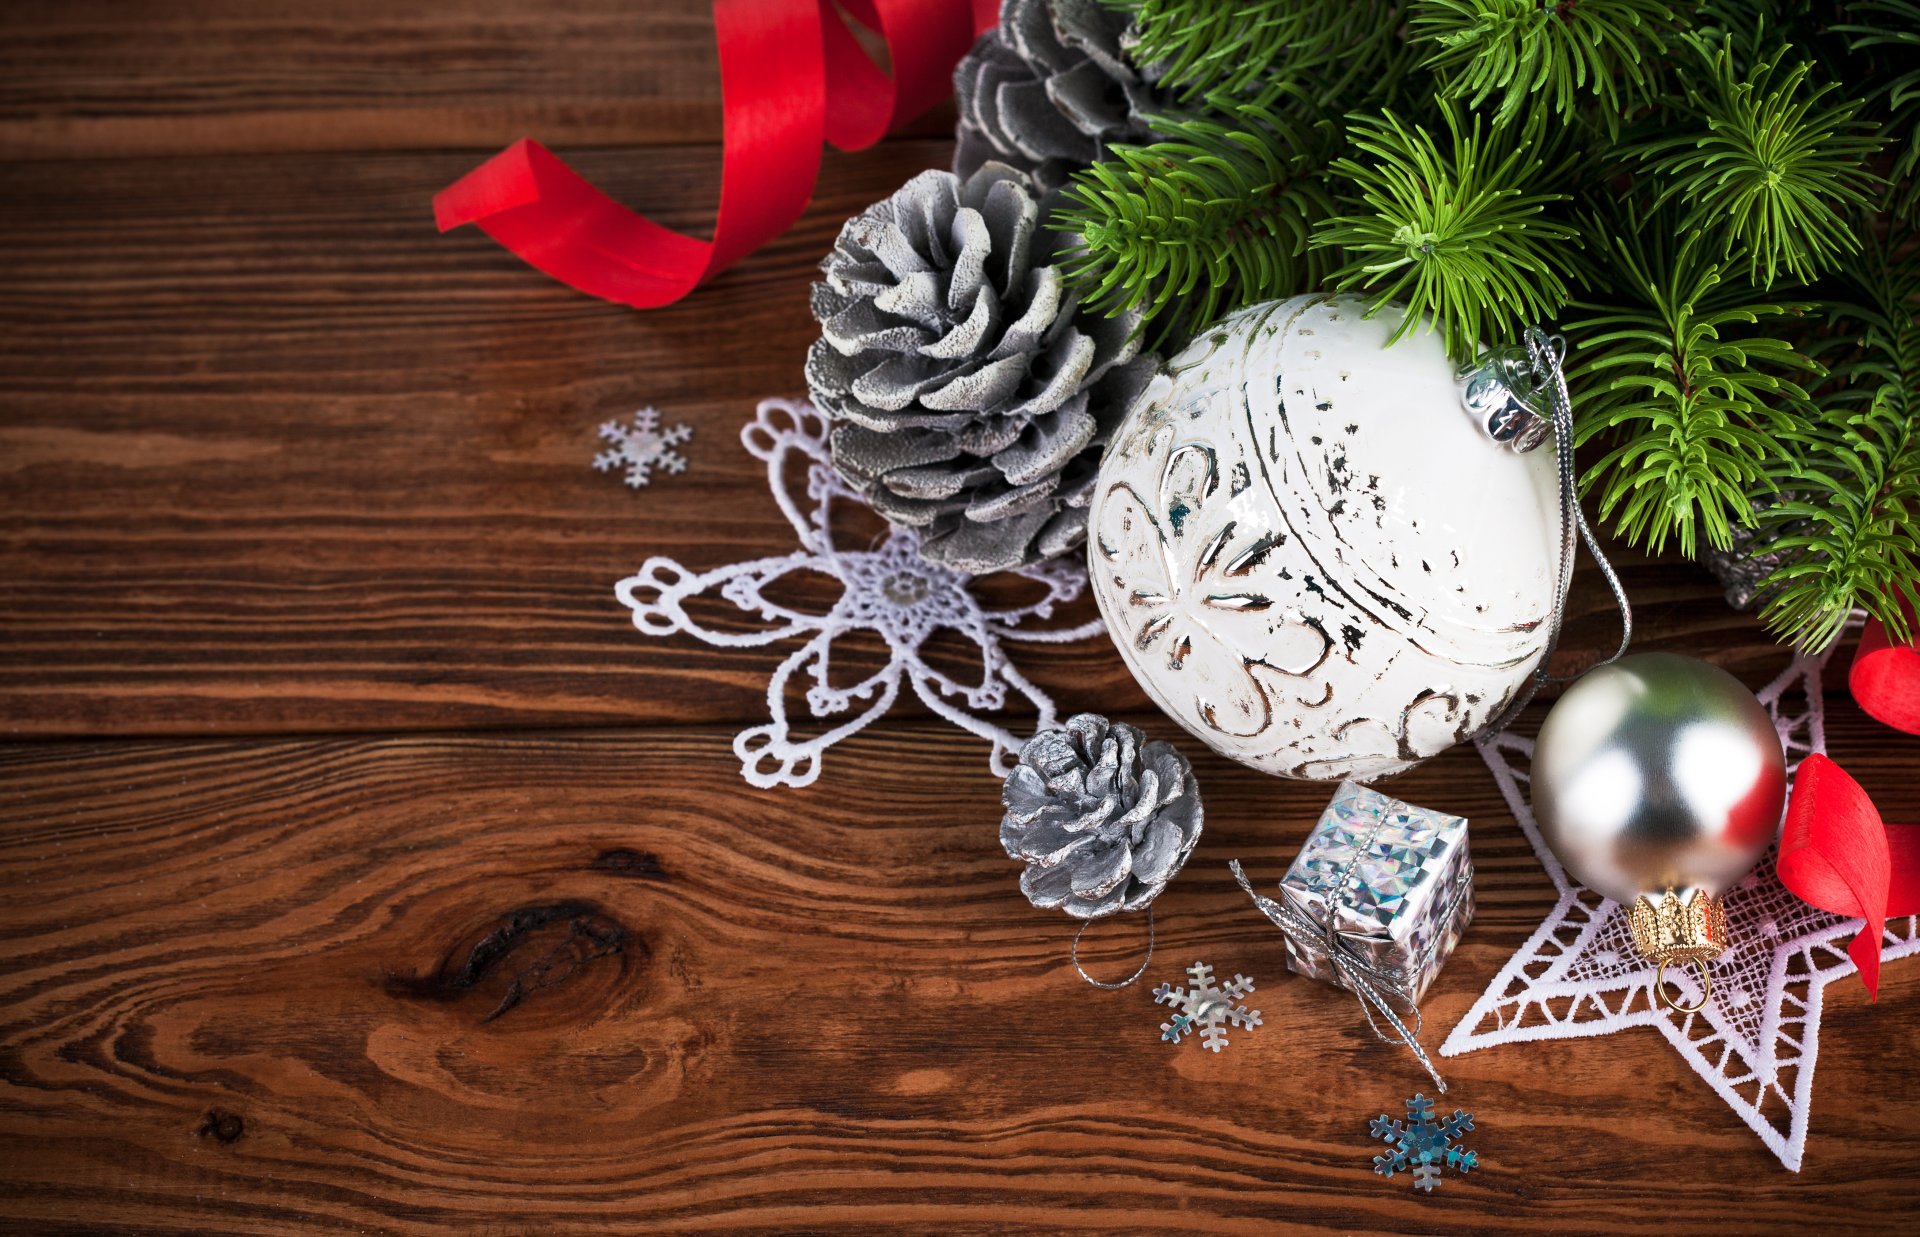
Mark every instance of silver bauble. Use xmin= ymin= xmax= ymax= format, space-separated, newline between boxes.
xmin=1532 ymin=652 xmax=1786 ymax=905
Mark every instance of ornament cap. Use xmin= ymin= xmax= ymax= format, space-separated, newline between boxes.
xmin=1458 ymin=342 xmax=1555 ymax=453
xmin=1629 ymin=886 xmax=1730 ymax=1012
xmin=1628 ymin=886 xmax=1730 ymax=963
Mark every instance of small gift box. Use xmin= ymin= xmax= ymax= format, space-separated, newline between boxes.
xmin=1232 ymin=780 xmax=1474 ymax=1089
xmin=1276 ymin=779 xmax=1474 ymax=1006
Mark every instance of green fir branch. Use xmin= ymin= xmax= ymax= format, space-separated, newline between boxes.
xmin=1633 ymin=37 xmax=1883 ymax=287
xmin=1757 ymin=240 xmax=1920 ymax=651
xmin=1053 ymin=102 xmax=1341 ymax=344
xmin=1834 ymin=0 xmax=1920 ymax=223
xmin=1410 ymin=0 xmax=1672 ymax=128
xmin=1111 ymin=1 xmax=1405 ymax=108
xmin=1685 ymin=3 xmax=1847 ymax=72
xmin=1311 ymin=107 xmax=1582 ymax=360
xmin=1041 ymin=0 xmax=1920 ymax=654
xmin=1567 ymin=219 xmax=1821 ymax=558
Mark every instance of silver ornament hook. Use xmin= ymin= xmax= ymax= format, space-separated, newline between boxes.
xmin=1071 ymin=906 xmax=1156 ymax=989
xmin=1463 ymin=327 xmax=1633 ymax=738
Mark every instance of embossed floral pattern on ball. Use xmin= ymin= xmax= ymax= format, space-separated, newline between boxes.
xmin=1088 ymin=294 xmax=1564 ymax=780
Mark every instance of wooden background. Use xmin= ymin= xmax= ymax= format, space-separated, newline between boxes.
xmin=3 ymin=3 xmax=1917 ymax=1233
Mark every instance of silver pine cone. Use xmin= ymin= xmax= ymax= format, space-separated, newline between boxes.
xmin=1700 ymin=498 xmax=1806 ymax=611
xmin=955 ymin=0 xmax=1168 ymax=196
xmin=1001 ymin=713 xmax=1203 ymax=920
xmin=806 ymin=162 xmax=1156 ymax=574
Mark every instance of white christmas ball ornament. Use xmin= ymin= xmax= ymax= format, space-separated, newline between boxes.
xmin=1088 ymin=294 xmax=1561 ymax=780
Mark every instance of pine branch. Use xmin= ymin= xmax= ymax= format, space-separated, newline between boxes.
xmin=1686 ymin=2 xmax=1847 ymax=71
xmin=1043 ymin=0 xmax=1920 ymax=658
xmin=1633 ymin=36 xmax=1883 ymax=287
xmin=1112 ymin=0 xmax=1405 ymax=108
xmin=1834 ymin=0 xmax=1920 ymax=223
xmin=1757 ymin=237 xmax=1920 ymax=651
xmin=1567 ymin=218 xmax=1821 ymax=558
xmin=1053 ymin=101 xmax=1341 ymax=344
xmin=1311 ymin=107 xmax=1582 ymax=360
xmin=1411 ymin=0 xmax=1672 ymax=128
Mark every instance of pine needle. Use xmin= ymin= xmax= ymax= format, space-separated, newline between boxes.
xmin=1412 ymin=0 xmax=1673 ymax=128
xmin=1566 ymin=216 xmax=1820 ymax=558
xmin=1757 ymin=238 xmax=1920 ymax=650
xmin=1633 ymin=37 xmax=1883 ymax=287
xmin=1313 ymin=107 xmax=1582 ymax=360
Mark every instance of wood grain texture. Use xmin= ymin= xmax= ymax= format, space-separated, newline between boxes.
xmin=2 ymin=706 xmax=1917 ymax=1235
xmin=0 ymin=0 xmax=722 ymax=159
xmin=0 ymin=142 xmax=1787 ymax=739
xmin=0 ymin=0 xmax=954 ymax=159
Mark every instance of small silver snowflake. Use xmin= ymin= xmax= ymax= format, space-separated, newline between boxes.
xmin=1369 ymin=1093 xmax=1477 ymax=1192
xmin=1152 ymin=961 xmax=1260 ymax=1053
xmin=594 ymin=407 xmax=692 ymax=488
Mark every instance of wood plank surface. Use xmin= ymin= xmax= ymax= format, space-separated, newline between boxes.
xmin=0 ymin=0 xmax=724 ymax=158
xmin=0 ymin=143 xmax=1783 ymax=739
xmin=0 ymin=0 xmax=952 ymax=160
xmin=3 ymin=1 xmax=1919 ymax=1231
xmin=2 ymin=707 xmax=1917 ymax=1234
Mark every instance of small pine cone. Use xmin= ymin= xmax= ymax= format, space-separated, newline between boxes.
xmin=1001 ymin=714 xmax=1203 ymax=919
xmin=1701 ymin=498 xmax=1806 ymax=611
xmin=954 ymin=0 xmax=1169 ymax=196
xmin=806 ymin=162 xmax=1156 ymax=574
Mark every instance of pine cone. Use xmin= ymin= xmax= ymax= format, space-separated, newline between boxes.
xmin=1701 ymin=498 xmax=1807 ymax=611
xmin=806 ymin=162 xmax=1156 ymax=574
xmin=954 ymin=0 xmax=1168 ymax=196
xmin=1001 ymin=714 xmax=1203 ymax=919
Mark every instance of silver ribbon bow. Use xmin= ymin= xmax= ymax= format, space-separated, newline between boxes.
xmin=1229 ymin=860 xmax=1449 ymax=1093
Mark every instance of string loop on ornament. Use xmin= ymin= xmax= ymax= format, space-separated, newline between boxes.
xmin=1654 ymin=957 xmax=1713 ymax=1015
xmin=1071 ymin=906 xmax=1155 ymax=990
xmin=1473 ymin=327 xmax=1635 ymax=740
xmin=1524 ymin=328 xmax=1633 ymax=680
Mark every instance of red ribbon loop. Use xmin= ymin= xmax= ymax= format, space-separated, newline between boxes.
xmin=1852 ymin=615 xmax=1920 ymax=736
xmin=1777 ymin=616 xmax=1920 ymax=999
xmin=434 ymin=0 xmax=995 ymax=309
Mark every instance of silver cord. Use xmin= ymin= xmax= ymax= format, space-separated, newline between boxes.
xmin=1071 ymin=906 xmax=1156 ymax=989
xmin=1479 ymin=328 xmax=1633 ymax=739
xmin=1231 ymin=861 xmax=1448 ymax=1092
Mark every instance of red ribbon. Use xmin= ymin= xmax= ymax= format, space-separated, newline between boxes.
xmin=434 ymin=0 xmax=997 ymax=308
xmin=1851 ymin=611 xmax=1920 ymax=736
xmin=1778 ymin=617 xmax=1920 ymax=998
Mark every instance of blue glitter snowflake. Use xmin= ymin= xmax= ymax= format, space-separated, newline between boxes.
xmin=1369 ymin=1093 xmax=1476 ymax=1192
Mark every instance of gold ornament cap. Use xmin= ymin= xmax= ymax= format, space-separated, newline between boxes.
xmin=1628 ymin=886 xmax=1729 ymax=1013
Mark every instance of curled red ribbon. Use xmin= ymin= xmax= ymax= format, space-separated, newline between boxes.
xmin=434 ymin=0 xmax=996 ymax=308
xmin=1851 ymin=611 xmax=1920 ymax=736
xmin=1778 ymin=617 xmax=1920 ymax=999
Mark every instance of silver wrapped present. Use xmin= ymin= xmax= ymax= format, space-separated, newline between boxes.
xmin=1276 ymin=779 xmax=1474 ymax=1006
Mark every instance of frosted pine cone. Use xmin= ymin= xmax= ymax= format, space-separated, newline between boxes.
xmin=955 ymin=0 xmax=1168 ymax=196
xmin=1700 ymin=498 xmax=1806 ymax=611
xmin=806 ymin=162 xmax=1156 ymax=574
xmin=1001 ymin=714 xmax=1203 ymax=919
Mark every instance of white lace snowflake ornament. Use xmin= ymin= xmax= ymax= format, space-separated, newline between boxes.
xmin=615 ymin=399 xmax=1104 ymax=789
xmin=595 ymin=407 xmax=692 ymax=488
xmin=1444 ymin=637 xmax=1920 ymax=1170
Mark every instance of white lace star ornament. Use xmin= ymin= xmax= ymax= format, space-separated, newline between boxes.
xmin=615 ymin=399 xmax=1104 ymax=789
xmin=1444 ymin=638 xmax=1920 ymax=1169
